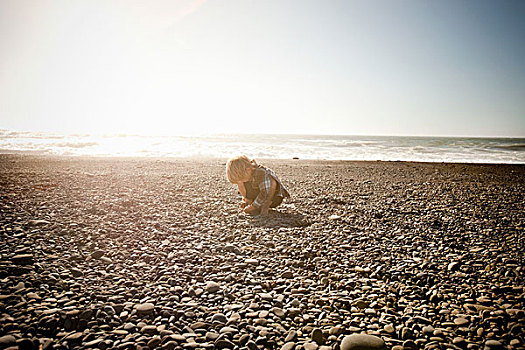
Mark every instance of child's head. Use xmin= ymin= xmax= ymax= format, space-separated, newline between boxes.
xmin=226 ymin=155 xmax=257 ymax=184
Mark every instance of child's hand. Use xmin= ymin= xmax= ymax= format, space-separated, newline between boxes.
xmin=240 ymin=198 xmax=253 ymax=209
xmin=244 ymin=205 xmax=256 ymax=214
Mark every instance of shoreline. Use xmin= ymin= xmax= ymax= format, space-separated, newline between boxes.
xmin=1 ymin=153 xmax=525 ymax=167
xmin=0 ymin=155 xmax=523 ymax=349
xmin=2 ymin=132 xmax=525 ymax=165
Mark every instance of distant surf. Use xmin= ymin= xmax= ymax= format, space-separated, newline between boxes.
xmin=1 ymin=129 xmax=524 ymax=164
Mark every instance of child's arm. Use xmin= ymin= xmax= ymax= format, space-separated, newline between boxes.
xmin=237 ymin=182 xmax=247 ymax=198
xmin=237 ymin=182 xmax=253 ymax=208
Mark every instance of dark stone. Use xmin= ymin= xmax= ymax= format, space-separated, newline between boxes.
xmin=11 ymin=254 xmax=34 ymax=265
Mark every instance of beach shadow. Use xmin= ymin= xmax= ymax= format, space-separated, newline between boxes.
xmin=246 ymin=210 xmax=310 ymax=228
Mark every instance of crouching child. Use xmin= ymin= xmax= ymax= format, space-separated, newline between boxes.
xmin=226 ymin=155 xmax=290 ymax=216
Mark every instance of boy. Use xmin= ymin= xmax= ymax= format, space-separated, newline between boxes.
xmin=226 ymin=156 xmax=290 ymax=216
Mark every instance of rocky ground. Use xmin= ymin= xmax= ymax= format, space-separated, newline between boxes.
xmin=0 ymin=155 xmax=524 ymax=350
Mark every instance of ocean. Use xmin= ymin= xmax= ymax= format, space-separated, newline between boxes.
xmin=1 ymin=129 xmax=524 ymax=164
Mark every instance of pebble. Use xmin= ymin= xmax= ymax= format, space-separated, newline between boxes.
xmin=28 ymin=219 xmax=50 ymax=226
xmin=1 ymin=157 xmax=523 ymax=350
xmin=219 ymin=326 xmax=238 ymax=334
xmin=311 ymin=328 xmax=324 ymax=344
xmin=14 ymin=281 xmax=25 ymax=290
xmin=453 ymin=337 xmax=466 ymax=346
xmin=206 ymin=281 xmax=220 ymax=293
xmin=364 ymin=308 xmax=376 ymax=316
xmin=285 ymin=330 xmax=298 ymax=343
xmin=354 ymin=300 xmax=369 ymax=309
xmin=422 ymin=325 xmax=435 ymax=335
xmin=11 ymin=254 xmax=34 ymax=265
xmin=448 ymin=261 xmax=461 ymax=271
xmin=123 ymin=322 xmax=135 ymax=330
xmin=212 ymin=313 xmax=228 ymax=323
xmin=402 ymin=340 xmax=417 ymax=350
xmin=91 ymin=250 xmax=105 ymax=259
xmin=65 ymin=332 xmax=83 ymax=342
xmin=70 ymin=268 xmax=83 ymax=277
xmin=135 ymin=303 xmax=155 ymax=315
xmin=341 ymin=334 xmax=386 ymax=350
xmin=0 ymin=335 xmax=16 ymax=347
xmin=148 ymin=337 xmax=161 ymax=348
xmin=272 ymin=307 xmax=285 ymax=318
xmin=26 ymin=292 xmax=41 ymax=300
xmin=281 ymin=271 xmax=294 ymax=279
xmin=207 ymin=332 xmax=220 ymax=342
xmin=304 ymin=342 xmax=319 ymax=350
xmin=224 ymin=244 xmax=241 ymax=255
xmin=383 ymin=324 xmax=395 ymax=334
xmin=454 ymin=317 xmax=470 ymax=326
xmin=484 ymin=340 xmax=504 ymax=350
xmin=215 ymin=339 xmax=235 ymax=349
xmin=281 ymin=342 xmax=296 ymax=350
xmin=84 ymin=339 xmax=103 ymax=347
xmin=245 ymin=258 xmax=259 ymax=265
xmin=141 ymin=325 xmax=157 ymax=335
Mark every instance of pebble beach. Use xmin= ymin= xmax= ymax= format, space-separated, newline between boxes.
xmin=0 ymin=155 xmax=524 ymax=350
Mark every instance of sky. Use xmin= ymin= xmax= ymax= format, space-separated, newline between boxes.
xmin=0 ymin=0 xmax=524 ymax=137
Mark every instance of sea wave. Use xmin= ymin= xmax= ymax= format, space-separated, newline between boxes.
xmin=0 ymin=129 xmax=66 ymax=140
xmin=51 ymin=142 xmax=98 ymax=149
xmin=493 ymin=144 xmax=525 ymax=151
xmin=0 ymin=130 xmax=524 ymax=163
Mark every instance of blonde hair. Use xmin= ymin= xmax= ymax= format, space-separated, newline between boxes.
xmin=226 ymin=155 xmax=257 ymax=183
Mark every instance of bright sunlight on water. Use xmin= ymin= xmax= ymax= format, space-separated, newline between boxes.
xmin=1 ymin=130 xmax=524 ymax=164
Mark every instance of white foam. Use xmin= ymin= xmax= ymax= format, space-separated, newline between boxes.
xmin=1 ymin=130 xmax=524 ymax=163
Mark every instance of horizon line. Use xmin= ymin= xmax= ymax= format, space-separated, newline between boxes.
xmin=1 ymin=127 xmax=524 ymax=139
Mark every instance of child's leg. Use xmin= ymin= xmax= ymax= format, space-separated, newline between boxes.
xmin=270 ymin=196 xmax=283 ymax=208
xmin=269 ymin=182 xmax=283 ymax=208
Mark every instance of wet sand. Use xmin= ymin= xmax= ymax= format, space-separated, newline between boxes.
xmin=0 ymin=155 xmax=524 ymax=350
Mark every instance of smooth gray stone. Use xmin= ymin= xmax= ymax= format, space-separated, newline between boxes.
xmin=206 ymin=281 xmax=220 ymax=293
xmin=135 ymin=302 xmax=155 ymax=315
xmin=281 ymin=342 xmax=296 ymax=350
xmin=0 ymin=335 xmax=16 ymax=346
xmin=484 ymin=340 xmax=504 ymax=349
xmin=91 ymin=250 xmax=105 ymax=259
xmin=341 ymin=334 xmax=386 ymax=350
xmin=211 ymin=313 xmax=228 ymax=323
xmin=285 ymin=330 xmax=298 ymax=343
